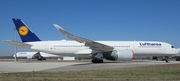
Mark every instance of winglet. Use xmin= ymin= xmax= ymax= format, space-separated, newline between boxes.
xmin=53 ymin=24 xmax=65 ymax=31
xmin=53 ymin=24 xmax=73 ymax=37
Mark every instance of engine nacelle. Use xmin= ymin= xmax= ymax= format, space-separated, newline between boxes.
xmin=103 ymin=50 xmax=134 ymax=61
xmin=26 ymin=53 xmax=46 ymax=60
xmin=27 ymin=55 xmax=35 ymax=59
xmin=116 ymin=50 xmax=134 ymax=61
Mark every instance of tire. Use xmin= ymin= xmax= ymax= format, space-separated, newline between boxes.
xmin=176 ymin=58 xmax=180 ymax=61
xmin=166 ymin=60 xmax=170 ymax=63
xmin=43 ymin=58 xmax=46 ymax=60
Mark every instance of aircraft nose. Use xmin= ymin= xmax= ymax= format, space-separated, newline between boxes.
xmin=174 ymin=49 xmax=180 ymax=54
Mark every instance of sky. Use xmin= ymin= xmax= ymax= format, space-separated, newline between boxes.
xmin=0 ymin=0 xmax=180 ymax=56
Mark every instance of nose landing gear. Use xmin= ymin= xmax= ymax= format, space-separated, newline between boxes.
xmin=164 ymin=56 xmax=170 ymax=63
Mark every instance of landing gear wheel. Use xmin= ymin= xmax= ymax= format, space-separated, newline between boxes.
xmin=92 ymin=59 xmax=95 ymax=63
xmin=91 ymin=59 xmax=104 ymax=63
xmin=153 ymin=56 xmax=158 ymax=61
xmin=38 ymin=56 xmax=43 ymax=61
xmin=99 ymin=59 xmax=104 ymax=63
xmin=176 ymin=58 xmax=180 ymax=61
xmin=42 ymin=58 xmax=46 ymax=60
xmin=164 ymin=56 xmax=170 ymax=63
xmin=165 ymin=59 xmax=170 ymax=63
xmin=156 ymin=58 xmax=158 ymax=61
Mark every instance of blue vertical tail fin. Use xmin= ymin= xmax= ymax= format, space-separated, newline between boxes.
xmin=12 ymin=18 xmax=41 ymax=42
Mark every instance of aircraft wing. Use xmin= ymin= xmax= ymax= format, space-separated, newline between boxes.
xmin=53 ymin=24 xmax=113 ymax=53
xmin=3 ymin=40 xmax=32 ymax=48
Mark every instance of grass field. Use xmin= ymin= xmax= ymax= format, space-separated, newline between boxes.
xmin=0 ymin=63 xmax=180 ymax=81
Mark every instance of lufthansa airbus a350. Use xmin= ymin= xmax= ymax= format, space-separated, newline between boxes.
xmin=4 ymin=18 xmax=179 ymax=63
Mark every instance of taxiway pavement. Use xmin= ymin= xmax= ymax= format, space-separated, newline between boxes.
xmin=0 ymin=60 xmax=179 ymax=73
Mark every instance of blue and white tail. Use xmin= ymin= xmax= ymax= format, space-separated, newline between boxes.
xmin=12 ymin=18 xmax=41 ymax=42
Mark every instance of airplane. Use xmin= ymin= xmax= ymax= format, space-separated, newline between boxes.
xmin=4 ymin=18 xmax=179 ymax=63
xmin=13 ymin=51 xmax=61 ymax=60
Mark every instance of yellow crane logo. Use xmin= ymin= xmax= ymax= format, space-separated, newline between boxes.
xmin=18 ymin=26 xmax=29 ymax=36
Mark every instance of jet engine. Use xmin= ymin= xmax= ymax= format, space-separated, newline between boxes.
xmin=103 ymin=50 xmax=134 ymax=61
xmin=26 ymin=53 xmax=46 ymax=60
xmin=27 ymin=55 xmax=35 ymax=59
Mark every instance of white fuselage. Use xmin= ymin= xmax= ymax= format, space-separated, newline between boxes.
xmin=24 ymin=40 xmax=178 ymax=57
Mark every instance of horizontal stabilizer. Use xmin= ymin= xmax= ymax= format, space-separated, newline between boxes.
xmin=3 ymin=40 xmax=32 ymax=48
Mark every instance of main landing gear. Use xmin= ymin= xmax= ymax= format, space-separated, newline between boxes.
xmin=153 ymin=56 xmax=158 ymax=61
xmin=92 ymin=58 xmax=104 ymax=63
xmin=37 ymin=56 xmax=46 ymax=61
xmin=91 ymin=53 xmax=104 ymax=63
xmin=176 ymin=57 xmax=180 ymax=61
xmin=153 ymin=56 xmax=170 ymax=63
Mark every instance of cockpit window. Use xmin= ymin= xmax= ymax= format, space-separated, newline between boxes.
xmin=171 ymin=46 xmax=174 ymax=48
